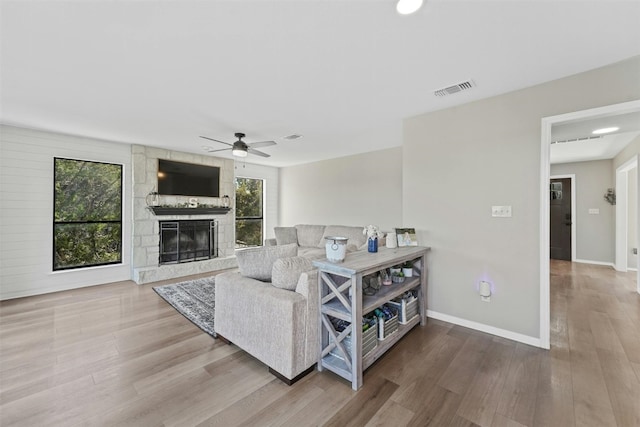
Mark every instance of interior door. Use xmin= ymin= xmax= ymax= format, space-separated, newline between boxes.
xmin=550 ymin=178 xmax=572 ymax=260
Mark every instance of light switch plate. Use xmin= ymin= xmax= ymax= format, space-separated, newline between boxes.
xmin=588 ymin=208 xmax=600 ymax=215
xmin=492 ymin=205 xmax=512 ymax=217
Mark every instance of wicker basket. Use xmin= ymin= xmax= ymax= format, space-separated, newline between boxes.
xmin=388 ymin=297 xmax=419 ymax=324
xmin=330 ymin=322 xmax=378 ymax=360
xmin=377 ymin=312 xmax=399 ymax=340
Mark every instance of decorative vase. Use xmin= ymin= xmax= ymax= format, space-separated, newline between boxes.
xmin=367 ymin=237 xmax=378 ymax=253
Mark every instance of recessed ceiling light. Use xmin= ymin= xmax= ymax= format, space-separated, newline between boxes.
xmin=283 ymin=134 xmax=302 ymax=140
xmin=396 ymin=0 xmax=423 ymax=15
xmin=592 ymin=127 xmax=619 ymax=135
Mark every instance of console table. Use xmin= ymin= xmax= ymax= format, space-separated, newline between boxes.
xmin=313 ymin=246 xmax=429 ymax=390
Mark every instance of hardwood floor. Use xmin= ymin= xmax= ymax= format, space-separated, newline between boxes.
xmin=1 ymin=261 xmax=638 ymax=426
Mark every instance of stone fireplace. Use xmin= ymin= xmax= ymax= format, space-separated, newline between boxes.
xmin=131 ymin=145 xmax=237 ymax=284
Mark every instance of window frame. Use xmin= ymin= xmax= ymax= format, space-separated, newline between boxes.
xmin=234 ymin=176 xmax=265 ymax=249
xmin=52 ymin=157 xmax=124 ymax=271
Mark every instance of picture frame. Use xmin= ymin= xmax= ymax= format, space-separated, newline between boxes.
xmin=395 ymin=227 xmax=417 ymax=246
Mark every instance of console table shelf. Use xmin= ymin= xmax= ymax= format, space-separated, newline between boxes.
xmin=313 ymin=246 xmax=429 ymax=390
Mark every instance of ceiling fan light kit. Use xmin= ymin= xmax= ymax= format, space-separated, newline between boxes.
xmin=232 ymin=147 xmax=248 ymax=157
xmin=397 ymin=0 xmax=423 ymax=15
xmin=200 ymin=132 xmax=276 ymax=158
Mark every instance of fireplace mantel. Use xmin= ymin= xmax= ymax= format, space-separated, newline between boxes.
xmin=147 ymin=206 xmax=232 ymax=216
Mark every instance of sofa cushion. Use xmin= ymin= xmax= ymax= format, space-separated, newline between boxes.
xmin=295 ymin=224 xmax=326 ymax=248
xmin=236 ymin=243 xmax=297 ymax=281
xmin=319 ymin=225 xmax=367 ymax=249
xmin=271 ymin=256 xmax=314 ymax=291
xmin=274 ymin=226 xmax=298 ymax=246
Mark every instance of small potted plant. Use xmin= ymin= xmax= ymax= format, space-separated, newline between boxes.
xmin=390 ymin=264 xmax=402 ymax=276
xmin=402 ymin=261 xmax=413 ymax=277
xmin=392 ymin=270 xmax=405 ymax=283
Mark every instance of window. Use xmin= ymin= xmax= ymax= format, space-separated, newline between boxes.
xmin=53 ymin=158 xmax=123 ymax=270
xmin=235 ymin=177 xmax=264 ymax=248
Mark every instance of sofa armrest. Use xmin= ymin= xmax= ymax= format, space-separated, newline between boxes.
xmin=294 ymin=269 xmax=319 ymax=370
xmin=264 ymin=238 xmax=277 ymax=246
xmin=214 ymin=272 xmax=309 ymax=379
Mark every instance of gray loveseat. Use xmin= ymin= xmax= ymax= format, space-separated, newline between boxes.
xmin=265 ymin=224 xmax=369 ymax=258
xmin=214 ymin=224 xmax=372 ymax=384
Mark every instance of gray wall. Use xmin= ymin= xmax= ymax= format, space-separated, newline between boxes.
xmin=279 ymin=147 xmax=403 ymax=231
xmin=403 ymin=56 xmax=640 ymax=340
xmin=551 ymin=160 xmax=615 ymax=264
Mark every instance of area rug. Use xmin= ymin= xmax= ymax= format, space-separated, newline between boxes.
xmin=153 ymin=277 xmax=217 ymax=338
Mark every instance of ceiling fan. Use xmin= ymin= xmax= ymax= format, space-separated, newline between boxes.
xmin=200 ymin=132 xmax=276 ymax=158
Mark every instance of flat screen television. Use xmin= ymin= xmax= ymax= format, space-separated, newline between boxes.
xmin=157 ymin=159 xmax=220 ymax=198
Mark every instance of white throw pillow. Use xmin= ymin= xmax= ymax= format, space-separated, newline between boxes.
xmin=236 ymin=243 xmax=297 ymax=282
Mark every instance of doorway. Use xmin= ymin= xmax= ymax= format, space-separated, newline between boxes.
xmin=539 ymin=99 xmax=640 ymax=350
xmin=550 ymin=177 xmax=573 ymax=261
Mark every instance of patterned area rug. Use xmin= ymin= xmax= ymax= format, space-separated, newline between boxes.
xmin=153 ymin=277 xmax=217 ymax=338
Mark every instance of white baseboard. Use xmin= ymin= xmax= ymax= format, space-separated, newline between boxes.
xmin=628 ymin=267 xmax=638 ymax=272
xmin=426 ymin=310 xmax=542 ymax=348
xmin=574 ymin=258 xmax=615 ymax=268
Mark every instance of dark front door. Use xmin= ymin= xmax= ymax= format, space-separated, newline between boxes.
xmin=550 ymin=178 xmax=572 ymax=260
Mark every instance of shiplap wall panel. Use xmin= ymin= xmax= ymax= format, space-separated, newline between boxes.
xmin=0 ymin=125 xmax=132 ymax=300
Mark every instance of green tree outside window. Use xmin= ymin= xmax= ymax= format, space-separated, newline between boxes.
xmin=235 ymin=177 xmax=264 ymax=248
xmin=53 ymin=158 xmax=123 ymax=270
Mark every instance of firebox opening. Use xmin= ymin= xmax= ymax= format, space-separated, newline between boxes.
xmin=159 ymin=220 xmax=218 ymax=265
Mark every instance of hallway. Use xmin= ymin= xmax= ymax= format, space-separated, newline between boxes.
xmin=549 ymin=260 xmax=639 ymax=426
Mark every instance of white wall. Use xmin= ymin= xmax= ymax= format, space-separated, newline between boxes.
xmin=0 ymin=125 xmax=132 ymax=300
xmin=629 ymin=167 xmax=638 ymax=269
xmin=234 ymin=161 xmax=279 ymax=240
xmin=403 ymin=56 xmax=640 ymax=341
xmin=551 ymin=160 xmax=615 ymax=264
xmin=279 ymin=147 xmax=402 ymax=232
xmin=614 ymin=135 xmax=640 ymax=271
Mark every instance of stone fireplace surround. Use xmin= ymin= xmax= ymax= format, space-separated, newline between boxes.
xmin=132 ymin=145 xmax=237 ymax=284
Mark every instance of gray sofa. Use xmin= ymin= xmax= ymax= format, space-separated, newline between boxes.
xmin=214 ymin=224 xmax=371 ymax=384
xmin=265 ymin=224 xmax=369 ymax=258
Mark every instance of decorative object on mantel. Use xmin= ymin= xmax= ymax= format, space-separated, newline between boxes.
xmin=222 ymin=195 xmax=230 ymax=208
xmin=146 ymin=189 xmax=160 ymax=207
xmin=604 ymin=188 xmax=616 ymax=205
xmin=363 ymin=224 xmax=383 ymax=253
xmin=147 ymin=205 xmax=231 ymax=216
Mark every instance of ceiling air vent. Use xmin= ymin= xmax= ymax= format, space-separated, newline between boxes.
xmin=551 ymin=135 xmax=603 ymax=145
xmin=434 ymin=79 xmax=475 ymax=97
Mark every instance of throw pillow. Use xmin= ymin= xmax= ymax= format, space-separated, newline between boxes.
xmin=236 ymin=243 xmax=297 ymax=282
xmin=295 ymin=224 xmax=326 ymax=247
xmin=274 ymin=226 xmax=298 ymax=246
xmin=271 ymin=256 xmax=314 ymax=291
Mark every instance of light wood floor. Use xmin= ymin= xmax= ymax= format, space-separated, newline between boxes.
xmin=1 ymin=261 xmax=638 ymax=426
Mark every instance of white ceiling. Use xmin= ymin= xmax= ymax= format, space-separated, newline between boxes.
xmin=550 ymin=111 xmax=640 ymax=164
xmin=2 ymin=0 xmax=640 ymax=167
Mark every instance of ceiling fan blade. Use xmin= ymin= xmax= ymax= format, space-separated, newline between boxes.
xmin=247 ymin=147 xmax=271 ymax=158
xmin=247 ymin=140 xmax=276 ymax=148
xmin=206 ymin=147 xmax=231 ymax=153
xmin=200 ymin=136 xmax=233 ymax=146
